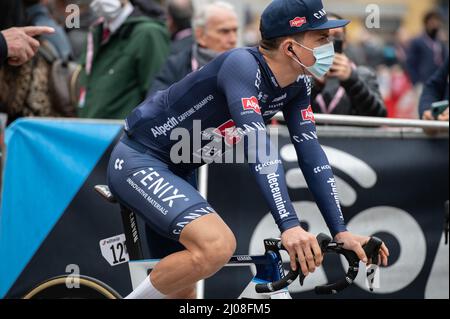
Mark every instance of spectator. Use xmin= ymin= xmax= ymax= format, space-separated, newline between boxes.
xmin=77 ymin=0 xmax=170 ymax=120
xmin=1 ymin=0 xmax=54 ymax=67
xmin=166 ymin=0 xmax=195 ymax=55
xmin=149 ymin=1 xmax=238 ymax=96
xmin=419 ymin=56 xmax=449 ymax=121
xmin=406 ymin=11 xmax=448 ymax=86
xmin=394 ymin=27 xmax=411 ymax=71
xmin=1 ymin=26 xmax=54 ymax=67
xmin=23 ymin=0 xmax=73 ymax=60
xmin=311 ymin=13 xmax=387 ymax=117
xmin=0 ymin=0 xmax=67 ymax=125
xmin=131 ymin=0 xmax=165 ymax=20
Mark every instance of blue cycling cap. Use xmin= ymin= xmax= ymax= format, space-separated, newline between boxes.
xmin=260 ymin=0 xmax=350 ymax=39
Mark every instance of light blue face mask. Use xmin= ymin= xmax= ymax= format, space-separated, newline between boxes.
xmin=291 ymin=41 xmax=335 ymax=79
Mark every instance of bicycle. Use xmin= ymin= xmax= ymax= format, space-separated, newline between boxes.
xmin=23 ymin=185 xmax=383 ymax=299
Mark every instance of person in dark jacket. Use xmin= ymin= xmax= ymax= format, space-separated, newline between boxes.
xmin=166 ymin=0 xmax=194 ymax=55
xmin=1 ymin=0 xmax=54 ymax=66
xmin=406 ymin=11 xmax=448 ymax=86
xmin=23 ymin=0 xmax=73 ymax=60
xmin=131 ymin=0 xmax=165 ymax=20
xmin=148 ymin=1 xmax=238 ymax=96
xmin=311 ymin=13 xmax=387 ymax=117
xmin=1 ymin=0 xmax=63 ymax=125
xmin=419 ymin=56 xmax=449 ymax=121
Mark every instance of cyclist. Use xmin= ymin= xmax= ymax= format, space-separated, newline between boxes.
xmin=107 ymin=0 xmax=390 ymax=299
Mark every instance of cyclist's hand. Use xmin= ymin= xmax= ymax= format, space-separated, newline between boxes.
xmin=438 ymin=107 xmax=449 ymax=121
xmin=281 ymin=226 xmax=323 ymax=276
xmin=334 ymin=232 xmax=390 ymax=266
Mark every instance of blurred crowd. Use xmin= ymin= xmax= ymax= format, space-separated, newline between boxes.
xmin=0 ymin=0 xmax=449 ymax=127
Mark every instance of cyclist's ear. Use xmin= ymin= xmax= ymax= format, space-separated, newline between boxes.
xmin=281 ymin=40 xmax=297 ymax=59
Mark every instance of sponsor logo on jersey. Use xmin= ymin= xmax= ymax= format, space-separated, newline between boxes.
xmin=172 ymin=207 xmax=216 ymax=236
xmin=301 ymin=105 xmax=315 ymax=123
xmin=271 ymin=76 xmax=279 ymax=88
xmin=114 ymin=158 xmax=124 ymax=170
xmin=263 ymin=109 xmax=280 ymax=117
xmin=292 ymin=130 xmax=318 ymax=143
xmin=255 ymin=159 xmax=282 ymax=172
xmin=290 ymin=17 xmax=307 ymax=28
xmin=242 ymin=96 xmax=261 ymax=114
xmin=297 ymin=75 xmax=312 ymax=96
xmin=214 ymin=120 xmax=241 ymax=146
xmin=177 ymin=95 xmax=214 ymax=122
xmin=327 ymin=177 xmax=344 ymax=221
xmin=272 ymin=93 xmax=287 ymax=103
xmin=314 ymin=165 xmax=331 ymax=174
xmin=268 ymin=102 xmax=285 ymax=110
xmin=258 ymin=91 xmax=269 ymax=103
xmin=267 ymin=173 xmax=290 ymax=219
xmin=255 ymin=69 xmax=262 ymax=89
xmin=130 ymin=168 xmax=189 ymax=214
xmin=151 ymin=117 xmax=179 ymax=138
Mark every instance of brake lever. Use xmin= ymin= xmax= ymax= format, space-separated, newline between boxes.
xmin=298 ymin=242 xmax=349 ymax=286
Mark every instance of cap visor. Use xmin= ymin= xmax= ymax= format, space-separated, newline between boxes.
xmin=308 ymin=19 xmax=351 ymax=30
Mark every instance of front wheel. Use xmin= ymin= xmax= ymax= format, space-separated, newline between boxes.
xmin=23 ymin=275 xmax=122 ymax=299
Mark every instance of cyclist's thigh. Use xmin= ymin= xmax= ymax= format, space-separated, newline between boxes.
xmin=144 ymin=168 xmax=198 ymax=257
xmin=107 ymin=141 xmax=215 ymax=241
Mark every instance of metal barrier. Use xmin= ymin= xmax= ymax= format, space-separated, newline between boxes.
xmin=274 ymin=113 xmax=450 ymax=130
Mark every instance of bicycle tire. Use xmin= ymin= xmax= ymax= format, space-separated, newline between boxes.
xmin=23 ymin=275 xmax=122 ymax=299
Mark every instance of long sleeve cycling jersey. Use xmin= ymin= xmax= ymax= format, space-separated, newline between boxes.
xmin=124 ymin=47 xmax=347 ymax=236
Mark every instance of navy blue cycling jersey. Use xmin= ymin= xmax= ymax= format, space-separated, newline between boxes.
xmin=123 ymin=47 xmax=347 ymax=236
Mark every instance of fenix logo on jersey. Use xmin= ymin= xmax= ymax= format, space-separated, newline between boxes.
xmin=133 ymin=168 xmax=188 ymax=209
xmin=301 ymin=105 xmax=315 ymax=124
xmin=242 ymin=96 xmax=261 ymax=115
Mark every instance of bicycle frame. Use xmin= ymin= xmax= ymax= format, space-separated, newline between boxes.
xmin=128 ymin=253 xmax=292 ymax=299
xmin=120 ymin=203 xmax=292 ymax=299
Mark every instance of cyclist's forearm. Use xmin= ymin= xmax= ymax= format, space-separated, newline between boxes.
xmin=245 ymin=133 xmax=301 ymax=233
xmin=249 ymin=161 xmax=301 ymax=232
xmin=295 ymin=141 xmax=347 ymax=236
